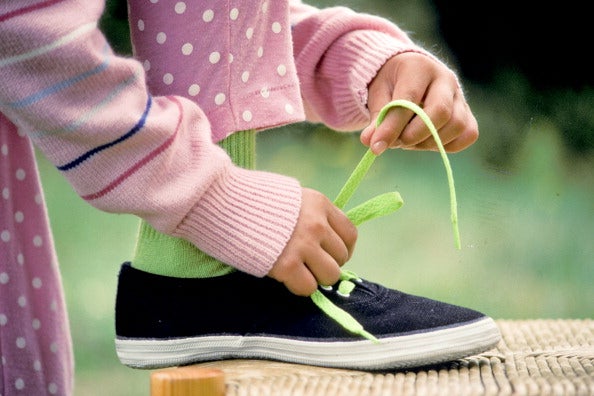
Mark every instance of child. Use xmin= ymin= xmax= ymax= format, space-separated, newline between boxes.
xmin=0 ymin=1 xmax=499 ymax=394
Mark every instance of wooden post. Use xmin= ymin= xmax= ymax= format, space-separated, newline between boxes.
xmin=150 ymin=366 xmax=225 ymax=396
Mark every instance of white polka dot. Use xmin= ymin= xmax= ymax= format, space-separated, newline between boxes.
xmin=15 ymin=168 xmax=26 ymax=180
xmin=15 ymin=378 xmax=25 ymax=390
xmin=14 ymin=211 xmax=24 ymax=223
xmin=32 ymin=319 xmax=41 ymax=330
xmin=17 ymin=253 xmax=24 ymax=265
xmin=230 ymin=8 xmax=239 ymax=20
xmin=2 ymin=187 xmax=9 ymax=199
xmin=209 ymin=51 xmax=221 ymax=64
xmin=156 ymin=32 xmax=167 ymax=44
xmin=285 ymin=103 xmax=295 ymax=114
xmin=242 ymin=110 xmax=253 ymax=122
xmin=272 ymin=22 xmax=282 ymax=33
xmin=16 ymin=337 xmax=26 ymax=349
xmin=241 ymin=71 xmax=250 ymax=83
xmin=17 ymin=128 xmax=26 ymax=137
xmin=174 ymin=2 xmax=186 ymax=14
xmin=32 ymin=278 xmax=42 ymax=289
xmin=34 ymin=360 xmax=42 ymax=371
xmin=163 ymin=73 xmax=174 ymax=85
xmin=1 ymin=144 xmax=7 ymax=156
xmin=149 ymin=0 xmax=158 ymax=3
xmin=0 ymin=314 xmax=7 ymax=326
xmin=203 ymin=9 xmax=214 ymax=22
xmin=228 ymin=53 xmax=234 ymax=63
xmin=214 ymin=93 xmax=226 ymax=105
xmin=277 ymin=64 xmax=287 ymax=76
xmin=260 ymin=87 xmax=270 ymax=98
xmin=0 ymin=272 xmax=8 ymax=284
xmin=143 ymin=59 xmax=151 ymax=71
xmin=35 ymin=193 xmax=42 ymax=205
xmin=1 ymin=230 xmax=10 ymax=243
xmin=137 ymin=19 xmax=145 ymax=31
xmin=48 ymin=383 xmax=58 ymax=395
xmin=50 ymin=342 xmax=59 ymax=353
xmin=188 ymin=84 xmax=200 ymax=96
xmin=51 ymin=299 xmax=58 ymax=312
xmin=257 ymin=47 xmax=264 ymax=58
xmin=262 ymin=2 xmax=269 ymax=12
xmin=181 ymin=43 xmax=193 ymax=55
xmin=18 ymin=296 xmax=26 ymax=307
xmin=33 ymin=235 xmax=43 ymax=247
xmin=246 ymin=28 xmax=254 ymax=39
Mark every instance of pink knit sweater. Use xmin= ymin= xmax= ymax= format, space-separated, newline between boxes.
xmin=0 ymin=1 xmax=434 ymax=393
xmin=1 ymin=0 xmax=432 ymax=277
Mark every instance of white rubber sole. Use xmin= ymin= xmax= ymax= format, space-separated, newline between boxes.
xmin=116 ymin=317 xmax=501 ymax=370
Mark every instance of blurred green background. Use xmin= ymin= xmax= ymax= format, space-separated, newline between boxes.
xmin=35 ymin=1 xmax=593 ymax=394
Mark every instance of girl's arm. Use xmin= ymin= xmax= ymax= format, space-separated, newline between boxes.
xmin=0 ymin=0 xmax=301 ymax=277
xmin=289 ymin=0 xmax=444 ymax=132
xmin=289 ymin=1 xmax=477 ymax=154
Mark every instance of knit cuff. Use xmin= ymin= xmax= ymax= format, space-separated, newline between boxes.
xmin=321 ymin=30 xmax=441 ymax=130
xmin=172 ymin=166 xmax=302 ymax=277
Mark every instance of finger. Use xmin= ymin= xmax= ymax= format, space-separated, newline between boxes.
xmin=443 ymin=110 xmax=479 ymax=152
xmin=326 ymin=206 xmax=358 ymax=260
xmin=370 ymin=107 xmax=415 ymax=154
xmin=442 ymin=127 xmax=479 ymax=152
xmin=397 ymin=82 xmax=455 ymax=148
xmin=403 ymin=111 xmax=455 ymax=151
xmin=275 ymin=257 xmax=319 ymax=296
xmin=320 ymin=228 xmax=349 ymax=267
xmin=304 ymin=248 xmax=342 ymax=288
xmin=369 ymin=82 xmax=430 ymax=154
xmin=410 ymin=95 xmax=478 ymax=152
xmin=362 ymin=84 xmax=394 ymax=148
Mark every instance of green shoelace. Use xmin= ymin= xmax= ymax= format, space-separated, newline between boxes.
xmin=310 ymin=99 xmax=461 ymax=343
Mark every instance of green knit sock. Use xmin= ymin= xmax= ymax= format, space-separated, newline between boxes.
xmin=131 ymin=130 xmax=256 ymax=278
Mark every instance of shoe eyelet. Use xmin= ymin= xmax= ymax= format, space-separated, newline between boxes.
xmin=320 ymin=285 xmax=333 ymax=291
xmin=336 ymin=291 xmax=351 ymax=298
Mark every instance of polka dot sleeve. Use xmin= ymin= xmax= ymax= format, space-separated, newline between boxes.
xmin=0 ymin=1 xmax=303 ymax=276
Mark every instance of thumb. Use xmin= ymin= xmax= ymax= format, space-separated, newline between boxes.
xmin=361 ymin=90 xmax=392 ymax=151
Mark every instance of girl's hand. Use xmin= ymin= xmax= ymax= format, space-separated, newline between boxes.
xmin=268 ymin=188 xmax=357 ymax=296
xmin=361 ymin=52 xmax=479 ymax=155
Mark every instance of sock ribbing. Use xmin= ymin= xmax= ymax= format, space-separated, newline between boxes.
xmin=131 ymin=130 xmax=256 ymax=278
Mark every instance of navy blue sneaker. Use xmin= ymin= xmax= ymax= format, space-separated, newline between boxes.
xmin=114 ymin=262 xmax=500 ymax=370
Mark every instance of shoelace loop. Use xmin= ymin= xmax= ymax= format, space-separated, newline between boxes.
xmin=310 ymin=99 xmax=461 ymax=342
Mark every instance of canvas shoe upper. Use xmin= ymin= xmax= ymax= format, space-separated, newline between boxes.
xmin=115 ymin=262 xmax=500 ymax=370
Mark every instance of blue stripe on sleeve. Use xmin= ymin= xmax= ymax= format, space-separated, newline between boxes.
xmin=57 ymin=95 xmax=152 ymax=171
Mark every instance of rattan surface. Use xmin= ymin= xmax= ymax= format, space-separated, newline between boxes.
xmin=193 ymin=320 xmax=594 ymax=395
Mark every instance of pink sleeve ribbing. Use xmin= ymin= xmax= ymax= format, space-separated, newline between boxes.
xmin=290 ymin=1 xmax=443 ymax=132
xmin=0 ymin=0 xmax=301 ymax=277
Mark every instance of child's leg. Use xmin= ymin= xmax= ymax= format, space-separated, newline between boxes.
xmin=131 ymin=130 xmax=255 ymax=278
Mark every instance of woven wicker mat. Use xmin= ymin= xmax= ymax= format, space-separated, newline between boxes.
xmin=194 ymin=320 xmax=594 ymax=396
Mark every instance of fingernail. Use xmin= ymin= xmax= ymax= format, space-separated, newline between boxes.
xmin=372 ymin=141 xmax=387 ymax=155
